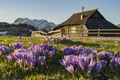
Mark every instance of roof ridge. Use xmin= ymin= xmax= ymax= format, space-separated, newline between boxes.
xmin=74 ymin=8 xmax=98 ymax=15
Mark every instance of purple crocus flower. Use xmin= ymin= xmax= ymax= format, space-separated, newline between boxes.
xmin=46 ymin=37 xmax=60 ymax=43
xmin=88 ymin=60 xmax=96 ymax=74
xmin=18 ymin=36 xmax=22 ymax=39
xmin=24 ymin=67 xmax=29 ymax=70
xmin=48 ymin=51 xmax=55 ymax=55
xmin=89 ymin=54 xmax=94 ymax=60
xmin=97 ymin=57 xmax=107 ymax=68
xmin=48 ymin=45 xmax=53 ymax=50
xmin=0 ymin=45 xmax=12 ymax=54
xmin=60 ymin=59 xmax=69 ymax=67
xmin=84 ymin=48 xmax=92 ymax=55
xmin=12 ymin=54 xmax=20 ymax=60
xmin=63 ymin=37 xmax=66 ymax=40
xmin=77 ymin=45 xmax=83 ymax=52
xmin=114 ymin=51 xmax=118 ymax=58
xmin=62 ymin=47 xmax=72 ymax=55
xmin=43 ymin=50 xmax=48 ymax=55
xmin=117 ymin=58 xmax=120 ymax=65
xmin=29 ymin=43 xmax=58 ymax=56
xmin=0 ymin=51 xmax=2 ymax=56
xmin=39 ymin=56 xmax=46 ymax=65
xmin=99 ymin=60 xmax=107 ymax=67
xmin=16 ymin=59 xmax=23 ymax=67
xmin=110 ymin=58 xmax=118 ymax=67
xmin=84 ymin=56 xmax=89 ymax=68
xmin=12 ymin=42 xmax=25 ymax=49
xmin=66 ymin=65 xmax=74 ymax=74
xmin=2 ymin=42 xmax=4 ymax=45
xmin=28 ymin=42 xmax=32 ymax=45
xmin=46 ymin=38 xmax=49 ymax=42
xmin=31 ymin=59 xmax=36 ymax=68
xmin=79 ymin=60 xmax=84 ymax=71
xmin=6 ymin=54 xmax=14 ymax=62
xmin=52 ymin=48 xmax=58 ymax=52
xmin=25 ymin=59 xmax=31 ymax=67
xmin=95 ymin=63 xmax=102 ymax=73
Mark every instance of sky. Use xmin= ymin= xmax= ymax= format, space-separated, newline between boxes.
xmin=0 ymin=0 xmax=120 ymax=25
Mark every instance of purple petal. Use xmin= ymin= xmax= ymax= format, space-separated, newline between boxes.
xmin=95 ymin=63 xmax=102 ymax=73
xmin=16 ymin=59 xmax=23 ymax=67
xmin=79 ymin=60 xmax=84 ymax=71
xmin=66 ymin=65 xmax=74 ymax=74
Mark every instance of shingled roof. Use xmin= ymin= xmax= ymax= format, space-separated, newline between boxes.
xmin=53 ymin=8 xmax=119 ymax=30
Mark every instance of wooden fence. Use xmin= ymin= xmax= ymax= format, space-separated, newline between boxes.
xmin=31 ymin=31 xmax=47 ymax=37
xmin=48 ymin=30 xmax=62 ymax=38
xmin=88 ymin=29 xmax=120 ymax=37
xmin=66 ymin=28 xmax=120 ymax=37
xmin=31 ymin=28 xmax=120 ymax=37
xmin=31 ymin=30 xmax=62 ymax=38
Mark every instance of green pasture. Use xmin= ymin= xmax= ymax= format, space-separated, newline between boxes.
xmin=0 ymin=36 xmax=120 ymax=80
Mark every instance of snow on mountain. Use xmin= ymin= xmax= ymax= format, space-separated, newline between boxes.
xmin=14 ymin=18 xmax=57 ymax=31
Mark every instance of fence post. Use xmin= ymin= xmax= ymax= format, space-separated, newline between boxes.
xmin=67 ymin=27 xmax=69 ymax=38
xmin=98 ymin=28 xmax=100 ymax=37
xmin=87 ymin=30 xmax=89 ymax=37
xmin=61 ymin=28 xmax=63 ymax=37
xmin=32 ymin=32 xmax=35 ymax=37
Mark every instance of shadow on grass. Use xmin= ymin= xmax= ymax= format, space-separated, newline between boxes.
xmin=60 ymin=39 xmax=100 ymax=48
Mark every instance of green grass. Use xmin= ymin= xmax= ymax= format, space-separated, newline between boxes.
xmin=0 ymin=36 xmax=120 ymax=80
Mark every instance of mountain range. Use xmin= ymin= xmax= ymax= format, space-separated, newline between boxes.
xmin=14 ymin=18 xmax=57 ymax=31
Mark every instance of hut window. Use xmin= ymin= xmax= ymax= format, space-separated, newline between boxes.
xmin=94 ymin=14 xmax=98 ymax=17
xmin=71 ymin=27 xmax=76 ymax=33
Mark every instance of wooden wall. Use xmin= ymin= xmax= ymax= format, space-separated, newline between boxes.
xmin=58 ymin=25 xmax=88 ymax=37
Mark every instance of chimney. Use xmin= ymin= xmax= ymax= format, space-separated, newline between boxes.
xmin=81 ymin=6 xmax=84 ymax=20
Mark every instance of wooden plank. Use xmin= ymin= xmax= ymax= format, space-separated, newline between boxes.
xmin=34 ymin=34 xmax=41 ymax=36
xmin=61 ymin=28 xmax=63 ymax=37
xmin=52 ymin=35 xmax=61 ymax=37
xmin=88 ymin=29 xmax=120 ymax=31
xmin=33 ymin=31 xmax=47 ymax=34
xmin=52 ymin=33 xmax=61 ymax=36
xmin=99 ymin=29 xmax=120 ymax=31
xmin=66 ymin=30 xmax=88 ymax=31
xmin=100 ymin=33 xmax=120 ymax=34
xmin=48 ymin=30 xmax=61 ymax=33
xmin=88 ymin=32 xmax=99 ymax=34
xmin=68 ymin=33 xmax=88 ymax=34
xmin=68 ymin=32 xmax=120 ymax=35
xmin=67 ymin=27 xmax=69 ymax=37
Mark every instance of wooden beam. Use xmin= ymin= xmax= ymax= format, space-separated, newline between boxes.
xmin=61 ymin=28 xmax=63 ymax=37
xmin=32 ymin=31 xmax=47 ymax=34
xmin=100 ymin=33 xmax=120 ymax=34
xmin=52 ymin=33 xmax=61 ymax=36
xmin=88 ymin=29 xmax=120 ymax=31
xmin=69 ymin=33 xmax=88 ymax=34
xmin=48 ymin=30 xmax=61 ymax=33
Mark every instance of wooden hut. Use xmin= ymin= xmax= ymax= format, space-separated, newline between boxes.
xmin=52 ymin=7 xmax=119 ymax=37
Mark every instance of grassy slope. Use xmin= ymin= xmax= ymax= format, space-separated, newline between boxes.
xmin=0 ymin=36 xmax=120 ymax=80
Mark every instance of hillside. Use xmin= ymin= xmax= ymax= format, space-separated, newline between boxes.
xmin=0 ymin=18 xmax=57 ymax=36
xmin=14 ymin=18 xmax=56 ymax=32
xmin=0 ymin=22 xmax=36 ymax=36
